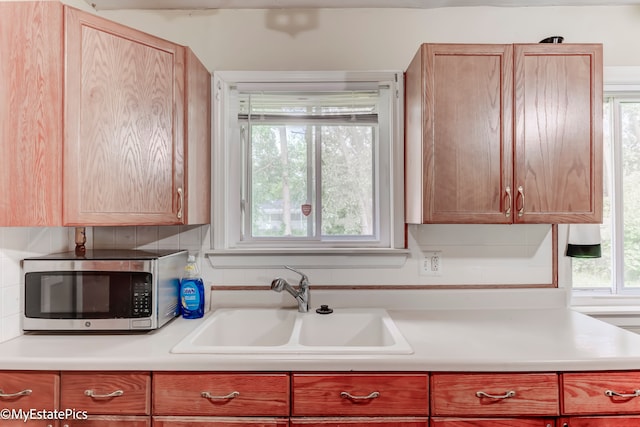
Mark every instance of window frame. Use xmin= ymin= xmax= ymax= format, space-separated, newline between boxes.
xmin=570 ymin=66 xmax=640 ymax=308
xmin=209 ymin=71 xmax=406 ymax=262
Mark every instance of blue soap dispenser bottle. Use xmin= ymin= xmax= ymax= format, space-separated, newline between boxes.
xmin=180 ymin=254 xmax=205 ymax=319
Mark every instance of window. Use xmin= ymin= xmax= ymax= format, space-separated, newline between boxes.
xmin=572 ymin=94 xmax=640 ymax=295
xmin=211 ymin=72 xmax=404 ymax=252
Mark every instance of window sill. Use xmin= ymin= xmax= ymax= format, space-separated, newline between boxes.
xmin=205 ymin=248 xmax=410 ymax=269
xmin=571 ymin=295 xmax=640 ymax=329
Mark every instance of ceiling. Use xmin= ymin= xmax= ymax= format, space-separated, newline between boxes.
xmin=86 ymin=0 xmax=640 ymax=10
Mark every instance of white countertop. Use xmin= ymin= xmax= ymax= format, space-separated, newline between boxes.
xmin=2 ymin=301 xmax=640 ymax=372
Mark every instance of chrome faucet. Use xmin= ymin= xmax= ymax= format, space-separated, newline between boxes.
xmin=270 ymin=266 xmax=310 ymax=313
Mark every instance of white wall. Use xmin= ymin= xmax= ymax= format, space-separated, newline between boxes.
xmin=0 ymin=228 xmax=70 ymax=342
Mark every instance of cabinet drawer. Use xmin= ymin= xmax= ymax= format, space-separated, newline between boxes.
xmin=431 ymin=418 xmax=555 ymax=427
xmin=290 ymin=417 xmax=428 ymax=426
xmin=0 ymin=371 xmax=59 ymax=411
xmin=431 ymin=373 xmax=559 ymax=417
xmin=61 ymin=415 xmax=150 ymax=427
xmin=562 ymin=371 xmax=640 ymax=415
xmin=153 ymin=417 xmax=289 ymax=426
xmin=152 ymin=372 xmax=289 ymax=416
xmin=559 ymin=415 xmax=640 ymax=426
xmin=61 ymin=371 xmax=151 ymax=415
xmin=291 ymin=373 xmax=429 ymax=416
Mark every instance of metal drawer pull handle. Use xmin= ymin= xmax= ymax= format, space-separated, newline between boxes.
xmin=517 ymin=185 xmax=525 ymax=217
xmin=340 ymin=391 xmax=380 ymax=401
xmin=84 ymin=389 xmax=124 ymax=399
xmin=201 ymin=391 xmax=240 ymax=400
xmin=476 ymin=390 xmax=516 ymax=399
xmin=605 ymin=389 xmax=640 ymax=398
xmin=0 ymin=389 xmax=32 ymax=398
xmin=505 ymin=186 xmax=512 ymax=218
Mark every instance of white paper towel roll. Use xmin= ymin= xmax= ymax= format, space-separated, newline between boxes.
xmin=566 ymin=224 xmax=602 ymax=258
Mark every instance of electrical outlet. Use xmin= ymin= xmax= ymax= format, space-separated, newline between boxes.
xmin=420 ymin=251 xmax=442 ymax=276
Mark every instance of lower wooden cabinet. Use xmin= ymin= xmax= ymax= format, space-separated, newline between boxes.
xmin=152 ymin=372 xmax=289 ymax=417
xmin=152 ymin=416 xmax=289 ymax=426
xmin=291 ymin=373 xmax=429 ymax=417
xmin=559 ymin=416 xmax=640 ymax=427
xmin=61 ymin=372 xmax=151 ymax=416
xmin=0 ymin=371 xmax=60 ymax=411
xmin=290 ymin=417 xmax=428 ymax=426
xmin=431 ymin=373 xmax=559 ymax=417
xmin=6 ymin=369 xmax=640 ymax=426
xmin=60 ymin=415 xmax=150 ymax=427
xmin=431 ymin=418 xmax=555 ymax=426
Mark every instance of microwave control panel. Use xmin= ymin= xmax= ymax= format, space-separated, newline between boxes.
xmin=132 ymin=281 xmax=152 ymax=317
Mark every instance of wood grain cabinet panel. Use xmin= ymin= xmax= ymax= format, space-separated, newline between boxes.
xmin=290 ymin=417 xmax=428 ymax=426
xmin=291 ymin=373 xmax=429 ymax=417
xmin=63 ymin=7 xmax=185 ymax=226
xmin=153 ymin=416 xmax=289 ymax=426
xmin=60 ymin=415 xmax=150 ymax=427
xmin=431 ymin=373 xmax=559 ymax=417
xmin=60 ymin=372 xmax=151 ymax=415
xmin=404 ymin=43 xmax=602 ymax=224
xmin=0 ymin=2 xmax=63 ymax=226
xmin=1 ymin=1 xmax=210 ymax=227
xmin=405 ymin=44 xmax=513 ymax=224
xmin=558 ymin=416 xmax=640 ymax=426
xmin=431 ymin=418 xmax=555 ymax=427
xmin=152 ymin=373 xmax=289 ymax=417
xmin=562 ymin=371 xmax=640 ymax=415
xmin=513 ymin=44 xmax=602 ymax=224
xmin=0 ymin=371 xmax=59 ymax=411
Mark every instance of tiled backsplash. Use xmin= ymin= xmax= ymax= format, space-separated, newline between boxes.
xmin=0 ymin=227 xmax=70 ymax=343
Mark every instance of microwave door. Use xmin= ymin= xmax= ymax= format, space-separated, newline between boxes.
xmin=40 ymin=274 xmax=75 ymax=317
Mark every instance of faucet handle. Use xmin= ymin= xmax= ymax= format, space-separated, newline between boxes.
xmin=284 ymin=265 xmax=309 ymax=284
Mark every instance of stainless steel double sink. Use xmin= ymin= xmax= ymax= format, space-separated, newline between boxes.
xmin=171 ymin=308 xmax=413 ymax=355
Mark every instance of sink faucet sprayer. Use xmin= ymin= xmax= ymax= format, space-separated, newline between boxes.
xmin=271 ymin=266 xmax=310 ymax=313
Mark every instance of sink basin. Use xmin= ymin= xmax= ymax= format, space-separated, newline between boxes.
xmin=171 ymin=307 xmax=413 ymax=355
xmin=171 ymin=308 xmax=297 ymax=353
xmin=298 ymin=309 xmax=401 ymax=347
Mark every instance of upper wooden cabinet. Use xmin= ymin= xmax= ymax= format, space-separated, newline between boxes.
xmin=0 ymin=2 xmax=64 ymax=226
xmin=0 ymin=1 xmax=211 ymax=227
xmin=405 ymin=43 xmax=602 ymax=224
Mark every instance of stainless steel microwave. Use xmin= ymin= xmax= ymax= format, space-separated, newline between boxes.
xmin=22 ymin=249 xmax=187 ymax=332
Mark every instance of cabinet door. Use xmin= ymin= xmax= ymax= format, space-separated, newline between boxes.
xmin=559 ymin=416 xmax=640 ymax=427
xmin=513 ymin=44 xmax=603 ymax=223
xmin=431 ymin=418 xmax=554 ymax=427
xmin=0 ymin=1 xmax=63 ymax=226
xmin=64 ymin=7 xmax=185 ymax=226
xmin=405 ymin=44 xmax=513 ymax=224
